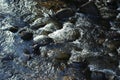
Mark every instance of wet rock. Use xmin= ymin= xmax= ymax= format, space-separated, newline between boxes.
xmin=106 ymin=0 xmax=118 ymax=9
xmin=106 ymin=31 xmax=120 ymax=39
xmin=23 ymin=49 xmax=31 ymax=55
xmin=91 ymin=71 xmax=107 ymax=80
xmin=48 ymin=22 xmax=80 ymax=42
xmin=33 ymin=35 xmax=53 ymax=46
xmin=8 ymin=26 xmax=18 ymax=33
xmin=99 ymin=7 xmax=118 ymax=19
xmin=79 ymin=1 xmax=100 ymax=17
xmin=88 ymin=56 xmax=118 ymax=70
xmin=105 ymin=40 xmax=120 ymax=51
xmin=19 ymin=29 xmax=33 ymax=41
xmin=40 ymin=43 xmax=73 ymax=60
xmin=42 ymin=22 xmax=60 ymax=32
xmin=32 ymin=44 xmax=41 ymax=55
xmin=69 ymin=61 xmax=88 ymax=70
xmin=54 ymin=8 xmax=74 ymax=20
xmin=30 ymin=18 xmax=50 ymax=30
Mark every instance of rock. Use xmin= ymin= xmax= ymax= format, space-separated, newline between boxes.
xmin=35 ymin=22 xmax=61 ymax=36
xmin=33 ymin=35 xmax=53 ymax=55
xmin=69 ymin=61 xmax=88 ymax=70
xmin=33 ymin=35 xmax=53 ymax=46
xmin=54 ymin=8 xmax=74 ymax=20
xmin=48 ymin=22 xmax=80 ymax=42
xmin=79 ymin=1 xmax=100 ymax=17
xmin=40 ymin=43 xmax=73 ymax=60
xmin=106 ymin=0 xmax=117 ymax=9
xmin=106 ymin=31 xmax=120 ymax=39
xmin=8 ymin=26 xmax=18 ymax=33
xmin=105 ymin=40 xmax=120 ymax=51
xmin=91 ymin=71 xmax=107 ymax=80
xmin=99 ymin=7 xmax=118 ymax=20
xmin=42 ymin=23 xmax=60 ymax=32
xmin=63 ymin=76 xmax=76 ymax=80
xmin=19 ymin=29 xmax=33 ymax=41
xmin=32 ymin=44 xmax=41 ymax=55
xmin=30 ymin=18 xmax=50 ymax=30
xmin=23 ymin=49 xmax=31 ymax=55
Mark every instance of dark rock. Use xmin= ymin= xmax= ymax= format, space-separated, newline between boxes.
xmin=105 ymin=40 xmax=120 ymax=51
xmin=91 ymin=71 xmax=107 ymax=80
xmin=55 ymin=8 xmax=74 ymax=20
xmin=32 ymin=44 xmax=41 ymax=55
xmin=106 ymin=31 xmax=120 ymax=40
xmin=69 ymin=61 xmax=88 ymax=70
xmin=106 ymin=0 xmax=118 ymax=9
xmin=23 ymin=49 xmax=31 ymax=55
xmin=8 ymin=26 xmax=18 ymax=33
xmin=79 ymin=1 xmax=100 ymax=17
xmin=19 ymin=29 xmax=33 ymax=41
xmin=62 ymin=0 xmax=89 ymax=8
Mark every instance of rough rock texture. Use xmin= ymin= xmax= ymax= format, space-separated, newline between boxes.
xmin=0 ymin=0 xmax=120 ymax=80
